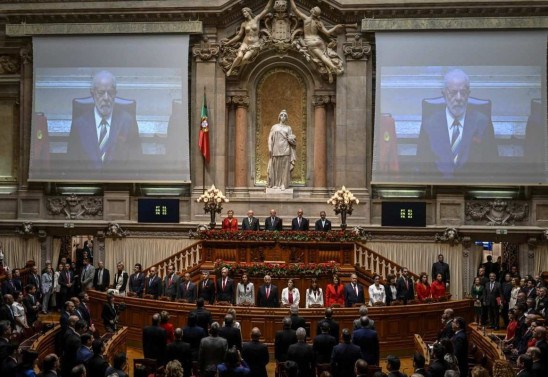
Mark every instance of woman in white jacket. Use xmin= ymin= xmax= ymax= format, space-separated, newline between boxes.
xmin=41 ymin=265 xmax=53 ymax=313
xmin=305 ymin=278 xmax=324 ymax=308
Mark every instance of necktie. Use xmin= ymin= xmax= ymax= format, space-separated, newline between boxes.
xmin=450 ymin=119 xmax=461 ymax=163
xmin=354 ymin=284 xmax=358 ymax=296
xmin=67 ymin=272 xmax=70 ymax=284
xmin=169 ymin=275 xmax=173 ymax=287
xmin=298 ymin=218 xmax=301 ymax=227
xmin=490 ymin=282 xmax=494 ymax=291
xmin=203 ymin=280 xmax=206 ymax=288
xmin=98 ymin=118 xmax=108 ymax=162
xmin=266 ymin=286 xmax=270 ymax=299
xmin=405 ymin=278 xmax=408 ymax=289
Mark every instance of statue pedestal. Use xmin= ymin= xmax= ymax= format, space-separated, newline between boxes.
xmin=265 ymin=187 xmax=294 ymax=198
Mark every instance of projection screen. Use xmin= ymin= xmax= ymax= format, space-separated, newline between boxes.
xmin=372 ymin=31 xmax=547 ymax=185
xmin=29 ymin=35 xmax=190 ymax=183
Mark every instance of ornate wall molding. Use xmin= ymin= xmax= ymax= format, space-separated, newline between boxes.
xmin=46 ymin=194 xmax=103 ymax=220
xmin=312 ymin=95 xmax=331 ymax=108
xmin=230 ymin=95 xmax=250 ymax=108
xmin=465 ymin=199 xmax=528 ymax=226
xmin=435 ymin=227 xmax=461 ymax=246
xmin=343 ymin=34 xmax=371 ymax=61
xmin=192 ymin=36 xmax=220 ymax=62
xmin=0 ymin=55 xmax=20 ymax=74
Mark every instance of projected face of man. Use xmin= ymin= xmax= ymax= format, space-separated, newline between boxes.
xmin=91 ymin=71 xmax=117 ymax=118
xmin=442 ymin=69 xmax=470 ymax=119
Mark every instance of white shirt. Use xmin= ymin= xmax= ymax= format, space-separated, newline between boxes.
xmin=281 ymin=287 xmax=300 ymax=306
xmin=95 ymin=108 xmax=112 ymax=143
xmin=446 ymin=108 xmax=466 ymax=145
xmin=368 ymin=284 xmax=386 ymax=305
xmin=305 ymin=288 xmax=324 ymax=308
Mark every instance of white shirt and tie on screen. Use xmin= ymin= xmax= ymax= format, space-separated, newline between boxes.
xmin=447 ymin=109 xmax=463 ymax=165
xmin=95 ymin=110 xmax=111 ymax=162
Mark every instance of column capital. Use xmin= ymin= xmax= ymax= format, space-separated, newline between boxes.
xmin=230 ymin=95 xmax=250 ymax=108
xmin=343 ymin=33 xmax=372 ymax=61
xmin=192 ymin=36 xmax=220 ymax=62
xmin=312 ymin=95 xmax=331 ymax=108
xmin=20 ymin=45 xmax=33 ymax=65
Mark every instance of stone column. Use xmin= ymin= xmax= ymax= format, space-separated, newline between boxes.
xmin=462 ymin=237 xmax=472 ymax=298
xmin=233 ymin=95 xmax=250 ymax=190
xmin=19 ymin=45 xmax=33 ymax=189
xmin=312 ymin=95 xmax=330 ymax=188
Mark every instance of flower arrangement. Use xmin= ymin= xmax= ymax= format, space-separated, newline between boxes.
xmin=327 ymin=185 xmax=359 ymax=215
xmin=196 ymin=185 xmax=229 ymax=228
xmin=214 ymin=259 xmax=339 ymax=277
xmin=198 ymin=229 xmax=362 ymax=242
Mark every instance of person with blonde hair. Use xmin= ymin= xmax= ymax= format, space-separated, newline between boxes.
xmin=165 ymin=360 xmax=184 ymax=377
xmin=471 ymin=365 xmax=489 ymax=377
xmin=492 ymin=359 xmax=516 ymax=377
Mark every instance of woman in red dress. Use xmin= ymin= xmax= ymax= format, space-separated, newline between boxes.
xmin=415 ymin=272 xmax=431 ymax=302
xmin=325 ymin=274 xmax=345 ymax=307
xmin=221 ymin=210 xmax=238 ymax=231
xmin=431 ymin=273 xmax=446 ymax=300
xmin=160 ymin=310 xmax=174 ymax=344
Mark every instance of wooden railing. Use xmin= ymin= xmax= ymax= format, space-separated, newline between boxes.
xmin=355 ymin=243 xmax=419 ymax=281
xmin=467 ymin=323 xmax=506 ymax=373
xmin=142 ymin=241 xmax=201 ymax=279
xmin=413 ymin=333 xmax=431 ymax=366
xmin=104 ymin=326 xmax=129 ymax=364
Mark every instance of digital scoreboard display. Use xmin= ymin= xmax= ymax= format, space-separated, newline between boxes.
xmin=138 ymin=199 xmax=180 ymax=223
xmin=381 ymin=202 xmax=426 ymax=227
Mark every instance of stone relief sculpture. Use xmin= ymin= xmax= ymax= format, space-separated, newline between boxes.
xmin=221 ymin=0 xmax=274 ymax=76
xmin=289 ymin=0 xmax=344 ymax=83
xmin=46 ymin=194 xmax=103 ymax=220
xmin=465 ymin=199 xmax=528 ymax=226
xmin=219 ymin=0 xmax=345 ymax=83
xmin=268 ymin=110 xmax=296 ymax=190
xmin=435 ymin=227 xmax=461 ymax=245
xmin=106 ymin=222 xmax=128 ymax=238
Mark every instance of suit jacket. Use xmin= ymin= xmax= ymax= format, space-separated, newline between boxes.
xmin=221 ymin=217 xmax=239 ymax=231
xmin=290 ymin=314 xmax=306 ymax=332
xmin=432 ymin=261 xmax=451 ymax=284
xmin=484 ymin=281 xmax=502 ymax=306
xmin=78 ymin=302 xmax=92 ymax=327
xmin=316 ymin=318 xmax=339 ymax=339
xmin=190 ymin=307 xmax=212 ymax=334
xmin=142 ymin=325 xmax=167 ymax=362
xmin=101 ymin=302 xmax=117 ymax=331
xmin=452 ymin=330 xmax=468 ymax=375
xmin=146 ymin=276 xmax=162 ymax=298
xmin=428 ymin=359 xmax=449 ymax=377
xmin=41 ymin=272 xmax=53 ymax=295
xmin=256 ymin=284 xmax=279 ymax=307
xmin=80 ymin=265 xmax=95 ymax=291
xmin=242 ymin=339 xmax=269 ymax=377
xmin=93 ymin=268 xmax=110 ymax=291
xmin=0 ymin=304 xmax=16 ymax=329
xmin=86 ymin=354 xmax=109 ymax=377
xmin=385 ymin=284 xmax=398 ymax=306
xmin=166 ymin=340 xmax=192 ymax=377
xmin=67 ymin=106 xmax=141 ymax=174
xmin=291 ymin=217 xmax=309 ymax=231
xmin=198 ymin=336 xmax=228 ymax=375
xmin=314 ymin=218 xmax=332 ymax=231
xmin=179 ymin=280 xmax=196 ymax=303
xmin=417 ymin=107 xmax=498 ymax=180
xmin=0 ymin=356 xmax=17 ymax=377
xmin=182 ymin=325 xmax=206 ymax=361
xmin=113 ymin=271 xmax=129 ymax=293
xmin=287 ymin=342 xmax=315 ymax=377
xmin=396 ymin=276 xmax=415 ymax=302
xmin=331 ymin=342 xmax=362 ymax=377
xmin=242 ymin=217 xmax=260 ymax=231
xmin=198 ymin=279 xmax=215 ymax=304
xmin=58 ymin=270 xmax=74 ymax=294
xmin=219 ymin=325 xmax=242 ymax=350
xmin=62 ymin=327 xmax=82 ymax=374
xmin=29 ymin=273 xmax=42 ymax=296
xmin=265 ymin=216 xmax=283 ymax=231
xmin=128 ymin=272 xmax=145 ymax=297
xmin=22 ymin=294 xmax=39 ymax=325
xmin=344 ymin=283 xmax=365 ymax=307
xmin=216 ymin=277 xmax=235 ymax=304
xmin=352 ymin=327 xmax=380 ymax=365
xmin=163 ymin=273 xmax=180 ymax=299
xmin=312 ymin=333 xmax=337 ymax=364
xmin=1 ymin=280 xmax=17 ymax=296
xmin=274 ymin=328 xmax=297 ymax=361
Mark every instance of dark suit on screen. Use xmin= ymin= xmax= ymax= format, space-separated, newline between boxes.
xmin=417 ymin=107 xmax=497 ymax=180
xmin=291 ymin=217 xmax=309 ymax=231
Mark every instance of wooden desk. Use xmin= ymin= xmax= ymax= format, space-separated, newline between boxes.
xmin=88 ymin=290 xmax=473 ymax=354
xmin=104 ymin=326 xmax=129 ymax=364
xmin=413 ymin=334 xmax=431 ymax=366
xmin=467 ymin=323 xmax=506 ymax=372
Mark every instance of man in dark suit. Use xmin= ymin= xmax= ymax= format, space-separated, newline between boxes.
xmin=162 ymin=264 xmax=180 ymax=300
xmin=516 ymin=354 xmax=534 ymax=377
xmin=242 ymin=210 xmax=260 ymax=231
xmin=242 ymin=327 xmax=269 ymax=377
xmin=62 ymin=317 xmax=84 ymax=377
xmin=451 ymin=317 xmax=468 ymax=375
xmin=0 ymin=342 xmax=17 ymax=377
xmin=429 ymin=343 xmax=449 ymax=377
xmin=198 ymin=322 xmax=228 ymax=377
xmin=58 ymin=264 xmax=75 ymax=304
xmin=145 ymin=267 xmax=161 ymax=298
xmin=198 ymin=270 xmax=215 ymax=304
xmin=22 ymin=285 xmax=40 ymax=326
xmin=352 ymin=317 xmax=380 ymax=366
xmin=291 ymin=209 xmax=309 ymax=231
xmin=287 ymin=327 xmax=315 ymax=377
xmin=101 ymin=293 xmax=118 ymax=332
xmin=179 ymin=272 xmax=196 ymax=303
xmin=0 ymin=295 xmax=16 ymax=330
xmin=0 ymin=320 xmax=13 ymax=363
xmin=87 ymin=340 xmax=109 ymax=377
xmin=438 ymin=308 xmax=455 ymax=341
xmin=38 ymin=353 xmax=60 ymax=377
xmin=92 ymin=261 xmax=110 ymax=292
xmin=344 ymin=273 xmax=365 ymax=307
xmin=432 ymin=254 xmax=450 ymax=286
xmin=28 ymin=265 xmax=42 ymax=301
xmin=330 ymin=328 xmax=361 ymax=377
xmin=532 ymin=326 xmax=548 ymax=371
xmin=484 ymin=272 xmax=502 ymax=329
xmin=396 ymin=267 xmax=414 ymax=304
xmin=416 ymin=69 xmax=497 ymax=181
xmin=142 ymin=313 xmax=167 ymax=363
xmin=312 ymin=321 xmax=337 ymax=364
xmin=190 ymin=298 xmax=212 ymax=334
xmin=275 ymin=317 xmax=297 ymax=363
xmin=128 ymin=263 xmax=145 ymax=297
xmin=264 ymin=209 xmax=283 ymax=231
xmin=1 ymin=271 xmax=18 ymax=297
xmin=289 ymin=305 xmax=306 ymax=332
xmin=316 ymin=307 xmax=339 ymax=339
xmin=66 ymin=70 xmax=141 ymax=174
xmin=218 ymin=313 xmax=242 ymax=350
xmin=166 ymin=328 xmax=192 ymax=377
xmin=215 ymin=267 xmax=234 ymax=304
xmin=413 ymin=352 xmax=431 ymax=377
xmin=314 ymin=211 xmax=331 ymax=231
xmin=182 ymin=312 xmax=206 ymax=362
xmin=256 ymin=275 xmax=279 ymax=307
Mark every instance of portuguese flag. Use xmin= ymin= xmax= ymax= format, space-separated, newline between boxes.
xmin=198 ymin=90 xmax=210 ymax=163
